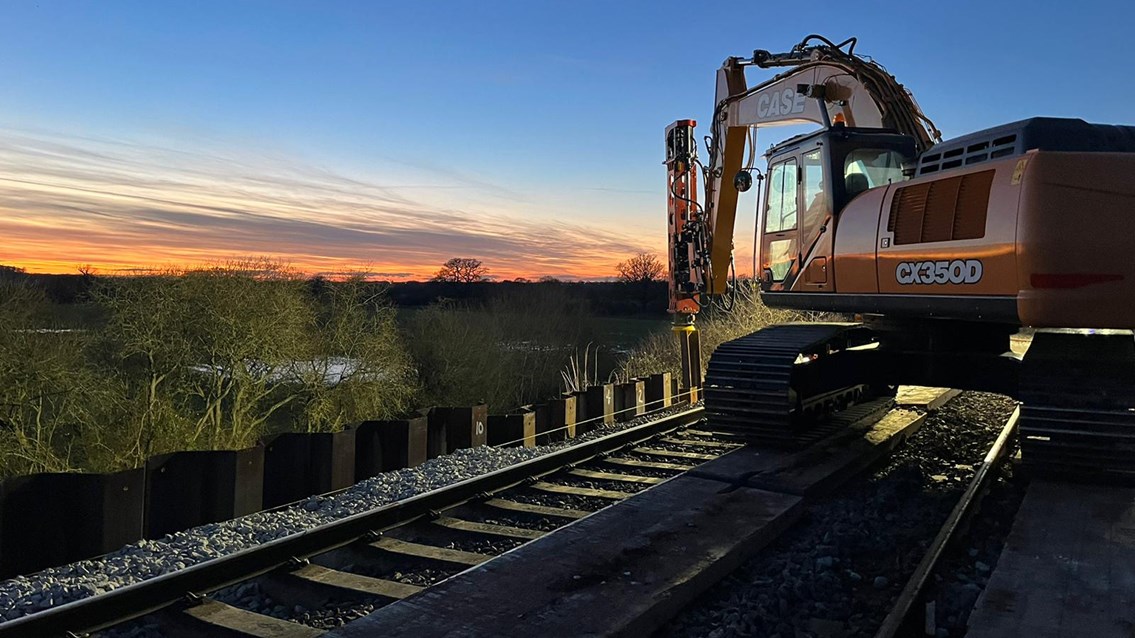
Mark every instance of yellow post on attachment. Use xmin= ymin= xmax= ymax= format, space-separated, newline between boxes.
xmin=673 ymin=324 xmax=702 ymax=403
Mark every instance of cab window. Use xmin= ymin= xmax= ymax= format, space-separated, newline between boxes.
xmin=764 ymin=158 xmax=798 ymax=233
xmin=802 ymin=149 xmax=825 ymax=219
xmin=844 ymin=148 xmax=905 ymax=197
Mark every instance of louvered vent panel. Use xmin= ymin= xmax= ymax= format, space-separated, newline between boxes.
xmin=888 ymin=183 xmax=930 ymax=245
xmin=921 ymin=177 xmax=962 ymax=243
xmin=888 ymin=170 xmax=994 ymax=245
xmin=953 ymin=170 xmax=994 ymax=240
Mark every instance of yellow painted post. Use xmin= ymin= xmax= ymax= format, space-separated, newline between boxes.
xmin=674 ymin=324 xmax=702 ymax=403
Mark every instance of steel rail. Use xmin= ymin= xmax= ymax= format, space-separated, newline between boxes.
xmin=873 ymin=406 xmax=1021 ymax=638
xmin=0 ymin=406 xmax=705 ymax=638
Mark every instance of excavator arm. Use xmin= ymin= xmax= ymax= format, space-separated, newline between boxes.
xmin=666 ymin=35 xmax=940 ymax=315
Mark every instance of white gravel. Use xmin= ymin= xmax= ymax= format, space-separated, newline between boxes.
xmin=0 ymin=405 xmax=694 ymax=623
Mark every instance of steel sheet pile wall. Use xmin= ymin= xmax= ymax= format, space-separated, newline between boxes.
xmin=263 ymin=430 xmax=357 ymax=508
xmin=0 ymin=469 xmax=145 ymax=577
xmin=0 ymin=373 xmax=697 ymax=578
xmin=144 ymin=449 xmax=263 ymax=539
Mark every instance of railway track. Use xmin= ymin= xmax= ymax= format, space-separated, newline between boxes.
xmin=297 ymin=392 xmax=936 ymax=637
xmin=874 ymin=406 xmax=1020 ymax=638
xmin=0 ymin=406 xmax=725 ymax=637
xmin=664 ymin=391 xmax=1023 ymax=638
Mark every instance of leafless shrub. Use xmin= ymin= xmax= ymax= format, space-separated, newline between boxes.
xmin=0 ymin=281 xmax=111 ymax=475
xmin=93 ymin=259 xmax=418 ymax=460
xmin=0 ymin=259 xmax=421 ymax=478
xmin=287 ymin=275 xmax=416 ymax=433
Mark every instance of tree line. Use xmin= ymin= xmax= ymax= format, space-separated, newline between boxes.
xmin=8 ymin=254 xmax=672 ymax=317
xmin=431 ymin=253 xmax=665 ymax=285
xmin=0 ymin=254 xmax=676 ymax=479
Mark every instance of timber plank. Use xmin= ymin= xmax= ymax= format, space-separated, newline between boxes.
xmin=482 ymin=498 xmax=590 ymax=520
xmin=601 ymin=456 xmax=694 ymax=472
xmin=567 ymin=468 xmax=664 ymax=485
xmin=530 ymin=481 xmax=631 ymax=500
xmin=967 ymin=481 xmax=1135 ymax=638
xmin=182 ymin=600 xmax=325 ymax=638
xmin=289 ymin=564 xmax=421 ymax=600
xmin=431 ymin=516 xmax=545 ymax=540
xmin=367 ymin=537 xmax=490 ymax=567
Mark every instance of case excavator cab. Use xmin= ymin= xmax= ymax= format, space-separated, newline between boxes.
xmin=759 ymin=127 xmax=917 ymax=292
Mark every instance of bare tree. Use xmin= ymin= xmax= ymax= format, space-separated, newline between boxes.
xmin=433 ymin=258 xmax=489 ymax=283
xmin=94 ymin=259 xmax=314 ymax=454
xmin=616 ymin=253 xmax=664 ymax=283
xmin=290 ymin=275 xmax=416 ymax=433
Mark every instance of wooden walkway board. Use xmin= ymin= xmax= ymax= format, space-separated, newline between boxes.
xmin=368 ymin=537 xmax=490 ymax=567
xmin=568 ymin=468 xmax=664 ymax=485
xmin=324 ymin=476 xmax=802 ymax=638
xmin=183 ymin=599 xmax=325 ymax=637
xmin=896 ymin=385 xmax=961 ymax=410
xmin=289 ymin=564 xmax=422 ymax=600
xmin=967 ymin=480 xmax=1135 ymax=638
xmin=530 ymin=481 xmax=630 ymax=500
xmin=432 ymin=516 xmax=545 ymax=540
xmin=482 ymin=498 xmax=590 ymax=520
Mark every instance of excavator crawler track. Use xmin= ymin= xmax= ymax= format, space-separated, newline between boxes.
xmin=1019 ymin=330 xmax=1135 ymax=480
xmin=703 ymin=322 xmax=886 ymax=446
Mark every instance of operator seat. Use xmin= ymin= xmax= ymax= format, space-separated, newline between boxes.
xmin=845 ymin=173 xmax=870 ymax=199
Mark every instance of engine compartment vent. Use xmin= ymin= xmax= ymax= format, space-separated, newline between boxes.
xmin=918 ymin=135 xmax=1016 ymax=174
xmin=916 ymin=117 xmax=1135 ymax=176
xmin=888 ymin=170 xmax=994 ymax=245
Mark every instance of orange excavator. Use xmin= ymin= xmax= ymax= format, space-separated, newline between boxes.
xmin=666 ymin=35 xmax=1135 ymax=479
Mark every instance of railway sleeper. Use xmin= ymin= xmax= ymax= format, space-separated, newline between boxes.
xmin=599 ymin=456 xmax=695 ymax=472
xmin=257 ymin=563 xmax=420 ymax=609
xmin=160 ymin=599 xmax=325 ymax=638
xmin=479 ymin=497 xmax=591 ymax=520
xmin=363 ymin=537 xmax=490 ymax=568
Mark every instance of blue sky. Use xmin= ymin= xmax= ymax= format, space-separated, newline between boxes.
xmin=1 ymin=1 xmax=1131 ymax=277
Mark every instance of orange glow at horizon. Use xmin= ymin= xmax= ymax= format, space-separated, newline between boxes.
xmin=0 ymin=128 xmax=670 ymax=281
xmin=3 ymin=249 xmax=625 ymax=281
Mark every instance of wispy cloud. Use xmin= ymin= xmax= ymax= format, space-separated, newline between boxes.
xmin=0 ymin=128 xmax=659 ymax=279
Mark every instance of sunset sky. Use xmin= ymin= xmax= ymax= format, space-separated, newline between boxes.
xmin=2 ymin=1 xmax=1132 ymax=280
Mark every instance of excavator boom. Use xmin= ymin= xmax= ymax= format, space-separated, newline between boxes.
xmin=666 ymin=35 xmax=940 ymax=312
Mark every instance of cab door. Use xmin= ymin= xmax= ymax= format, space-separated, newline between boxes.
xmin=798 ymin=147 xmax=834 ymax=290
xmin=760 ymin=145 xmax=833 ymax=292
xmin=760 ymin=156 xmax=800 ymax=291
